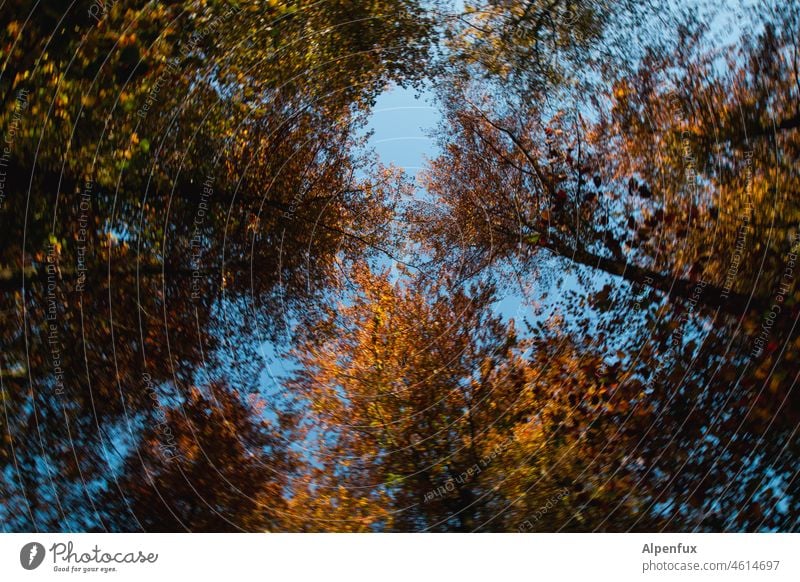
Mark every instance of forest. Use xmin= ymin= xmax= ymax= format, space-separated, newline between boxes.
xmin=0 ymin=0 xmax=798 ymax=532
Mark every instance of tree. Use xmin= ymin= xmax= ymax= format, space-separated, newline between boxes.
xmin=0 ymin=0 xmax=434 ymax=531
xmin=286 ymin=265 xmax=654 ymax=531
xmin=414 ymin=0 xmax=798 ymax=317
xmin=100 ymin=382 xmax=294 ymax=532
xmin=408 ymin=0 xmax=800 ymax=531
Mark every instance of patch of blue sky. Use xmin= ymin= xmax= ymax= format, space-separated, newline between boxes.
xmin=360 ymin=83 xmax=442 ymax=181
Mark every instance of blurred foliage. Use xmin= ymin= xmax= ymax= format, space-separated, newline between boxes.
xmin=0 ymin=0 xmax=797 ymax=532
xmin=0 ymin=0 xmax=433 ymax=531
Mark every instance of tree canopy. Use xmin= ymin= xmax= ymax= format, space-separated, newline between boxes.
xmin=1 ymin=0 xmax=797 ymax=532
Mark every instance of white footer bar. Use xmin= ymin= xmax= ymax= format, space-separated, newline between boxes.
xmin=1 ymin=533 xmax=797 ymax=581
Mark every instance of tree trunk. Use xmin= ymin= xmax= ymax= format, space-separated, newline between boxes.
xmin=541 ymin=238 xmax=768 ymax=317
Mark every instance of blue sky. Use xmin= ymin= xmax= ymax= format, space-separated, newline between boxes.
xmin=364 ymin=85 xmax=442 ymax=177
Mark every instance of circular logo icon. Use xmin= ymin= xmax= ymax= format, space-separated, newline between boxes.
xmin=20 ymin=542 xmax=46 ymax=570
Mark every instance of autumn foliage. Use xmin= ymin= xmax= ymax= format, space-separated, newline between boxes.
xmin=0 ymin=0 xmax=798 ymax=532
